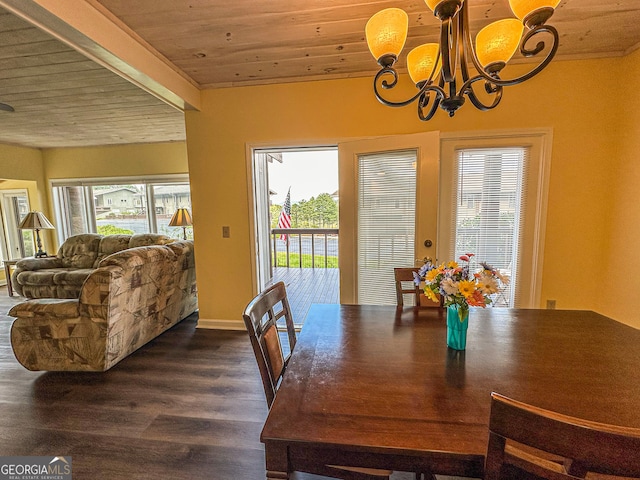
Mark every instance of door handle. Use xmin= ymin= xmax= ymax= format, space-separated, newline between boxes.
xmin=416 ymin=256 xmax=433 ymax=264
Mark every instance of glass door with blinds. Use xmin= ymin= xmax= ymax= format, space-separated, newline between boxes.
xmin=338 ymin=132 xmax=440 ymax=305
xmin=438 ymin=133 xmax=551 ymax=308
xmin=357 ymin=150 xmax=417 ymax=304
xmin=452 ymin=148 xmax=526 ymax=307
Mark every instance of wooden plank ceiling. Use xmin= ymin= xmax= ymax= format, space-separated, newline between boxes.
xmin=1 ymin=0 xmax=639 ymax=149
xmin=0 ymin=7 xmax=185 ymax=149
xmin=93 ymin=0 xmax=640 ymax=88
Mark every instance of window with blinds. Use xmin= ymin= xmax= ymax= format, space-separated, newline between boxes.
xmin=451 ymin=147 xmax=528 ymax=307
xmin=357 ymin=150 xmax=417 ymax=305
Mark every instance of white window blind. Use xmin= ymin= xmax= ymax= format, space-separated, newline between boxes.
xmin=450 ymin=147 xmax=528 ymax=307
xmin=357 ymin=150 xmax=417 ymax=305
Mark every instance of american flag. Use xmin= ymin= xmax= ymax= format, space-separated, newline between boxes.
xmin=277 ymin=188 xmax=291 ymax=240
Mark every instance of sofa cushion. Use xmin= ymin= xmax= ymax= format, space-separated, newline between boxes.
xmin=16 ymin=268 xmax=60 ymax=286
xmin=59 ymin=234 xmax=102 ymax=268
xmin=53 ymin=269 xmax=94 ymax=286
xmin=94 ymin=234 xmax=131 ymax=267
xmin=128 ymin=233 xmax=174 ymax=248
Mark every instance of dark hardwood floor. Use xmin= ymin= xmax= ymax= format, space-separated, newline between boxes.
xmin=0 ymin=287 xmax=275 ymax=479
xmin=0 ymin=287 xmax=454 ymax=480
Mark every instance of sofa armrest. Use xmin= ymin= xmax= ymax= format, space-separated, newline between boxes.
xmin=15 ymin=257 xmax=62 ymax=271
xmin=9 ymin=298 xmax=79 ymax=319
xmin=9 ymin=298 xmax=108 ymax=372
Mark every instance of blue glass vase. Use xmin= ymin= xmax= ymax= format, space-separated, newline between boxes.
xmin=446 ymin=304 xmax=469 ymax=350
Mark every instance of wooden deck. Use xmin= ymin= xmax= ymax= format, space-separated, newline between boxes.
xmin=267 ymin=267 xmax=339 ymax=325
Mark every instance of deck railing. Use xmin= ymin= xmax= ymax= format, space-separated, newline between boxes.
xmin=271 ymin=228 xmax=338 ymax=268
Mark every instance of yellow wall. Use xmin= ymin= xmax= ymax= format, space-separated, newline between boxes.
xmin=43 ymin=142 xmax=189 ymax=179
xmin=185 ymin=56 xmax=625 ymax=327
xmin=0 ymin=144 xmax=47 ymax=210
xmin=600 ymin=48 xmax=640 ymax=327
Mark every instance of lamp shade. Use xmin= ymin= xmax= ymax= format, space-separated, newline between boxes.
xmin=407 ymin=43 xmax=442 ymax=85
xmin=475 ymin=19 xmax=524 ymax=68
xmin=365 ymin=8 xmax=408 ymax=62
xmin=168 ymin=208 xmax=193 ymax=227
xmin=18 ymin=211 xmax=54 ymax=230
xmin=508 ymin=0 xmax=561 ymax=21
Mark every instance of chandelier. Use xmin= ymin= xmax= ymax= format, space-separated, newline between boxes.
xmin=365 ymin=0 xmax=560 ymax=120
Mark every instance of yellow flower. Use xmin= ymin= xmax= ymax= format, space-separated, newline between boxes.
xmin=446 ymin=261 xmax=459 ymax=269
xmin=458 ymin=280 xmax=476 ymax=298
xmin=426 ymin=268 xmax=440 ymax=282
xmin=424 ymin=287 xmax=438 ymax=302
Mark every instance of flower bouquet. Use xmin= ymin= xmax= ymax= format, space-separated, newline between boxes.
xmin=414 ymin=253 xmax=509 ymax=349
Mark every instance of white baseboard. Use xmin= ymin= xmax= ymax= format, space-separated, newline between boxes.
xmin=196 ymin=318 xmax=245 ymax=330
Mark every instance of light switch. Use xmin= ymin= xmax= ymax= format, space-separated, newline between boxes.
xmin=222 ymin=226 xmax=230 ymax=238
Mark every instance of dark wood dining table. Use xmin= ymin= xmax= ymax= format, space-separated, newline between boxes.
xmin=260 ymin=304 xmax=640 ymax=479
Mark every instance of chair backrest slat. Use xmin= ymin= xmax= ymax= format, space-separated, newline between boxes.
xmin=242 ymin=281 xmax=296 ymax=408
xmin=485 ymin=392 xmax=640 ymax=480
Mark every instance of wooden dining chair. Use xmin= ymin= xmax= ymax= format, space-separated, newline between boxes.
xmin=394 ymin=267 xmax=441 ymax=308
xmin=485 ymin=392 xmax=640 ymax=480
xmin=242 ymin=282 xmax=392 ymax=480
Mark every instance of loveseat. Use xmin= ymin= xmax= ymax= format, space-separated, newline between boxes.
xmin=9 ymin=241 xmax=197 ymax=372
xmin=12 ymin=233 xmax=174 ymax=299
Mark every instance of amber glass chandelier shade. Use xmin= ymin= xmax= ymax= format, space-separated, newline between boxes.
xmin=475 ymin=18 xmax=524 ymax=67
xmin=508 ymin=0 xmax=561 ymax=21
xmin=407 ymin=44 xmax=442 ymax=84
xmin=424 ymin=0 xmax=446 ymax=12
xmin=365 ymin=8 xmax=409 ymax=61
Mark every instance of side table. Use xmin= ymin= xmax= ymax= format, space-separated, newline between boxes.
xmin=3 ymin=259 xmax=20 ymax=297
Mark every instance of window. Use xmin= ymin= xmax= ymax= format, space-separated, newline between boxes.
xmin=52 ymin=175 xmax=192 ymax=242
xmin=0 ymin=191 xmax=35 ymax=259
xmin=438 ymin=132 xmax=551 ymax=308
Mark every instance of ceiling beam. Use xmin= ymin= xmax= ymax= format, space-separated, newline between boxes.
xmin=0 ymin=0 xmax=201 ymax=111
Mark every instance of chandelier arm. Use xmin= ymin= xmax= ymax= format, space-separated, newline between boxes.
xmin=441 ymin=16 xmax=460 ymax=83
xmin=466 ymin=24 xmax=559 ymax=88
xmin=458 ymin=0 xmax=473 ymax=83
xmin=418 ymin=87 xmax=446 ymax=121
xmin=373 ymin=68 xmax=447 ymax=108
xmin=462 ymin=76 xmax=504 ymax=111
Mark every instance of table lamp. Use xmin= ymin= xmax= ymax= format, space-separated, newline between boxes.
xmin=18 ymin=211 xmax=55 ymax=258
xmin=168 ymin=208 xmax=193 ymax=240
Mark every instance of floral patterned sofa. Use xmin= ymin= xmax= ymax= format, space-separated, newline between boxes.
xmin=9 ymin=240 xmax=197 ymax=372
xmin=11 ymin=233 xmax=174 ymax=299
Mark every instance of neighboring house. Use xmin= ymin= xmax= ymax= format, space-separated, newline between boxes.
xmin=153 ymin=185 xmax=191 ymax=215
xmin=93 ymin=187 xmax=141 ymax=215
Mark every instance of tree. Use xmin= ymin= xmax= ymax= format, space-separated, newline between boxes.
xmin=313 ymin=193 xmax=338 ymax=227
xmin=270 ymin=193 xmax=338 ymax=229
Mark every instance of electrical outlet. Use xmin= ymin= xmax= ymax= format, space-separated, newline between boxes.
xmin=222 ymin=226 xmax=230 ymax=238
xmin=546 ymin=299 xmax=556 ymax=309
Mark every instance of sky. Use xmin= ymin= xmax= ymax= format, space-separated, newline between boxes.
xmin=268 ymin=149 xmax=338 ymax=204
